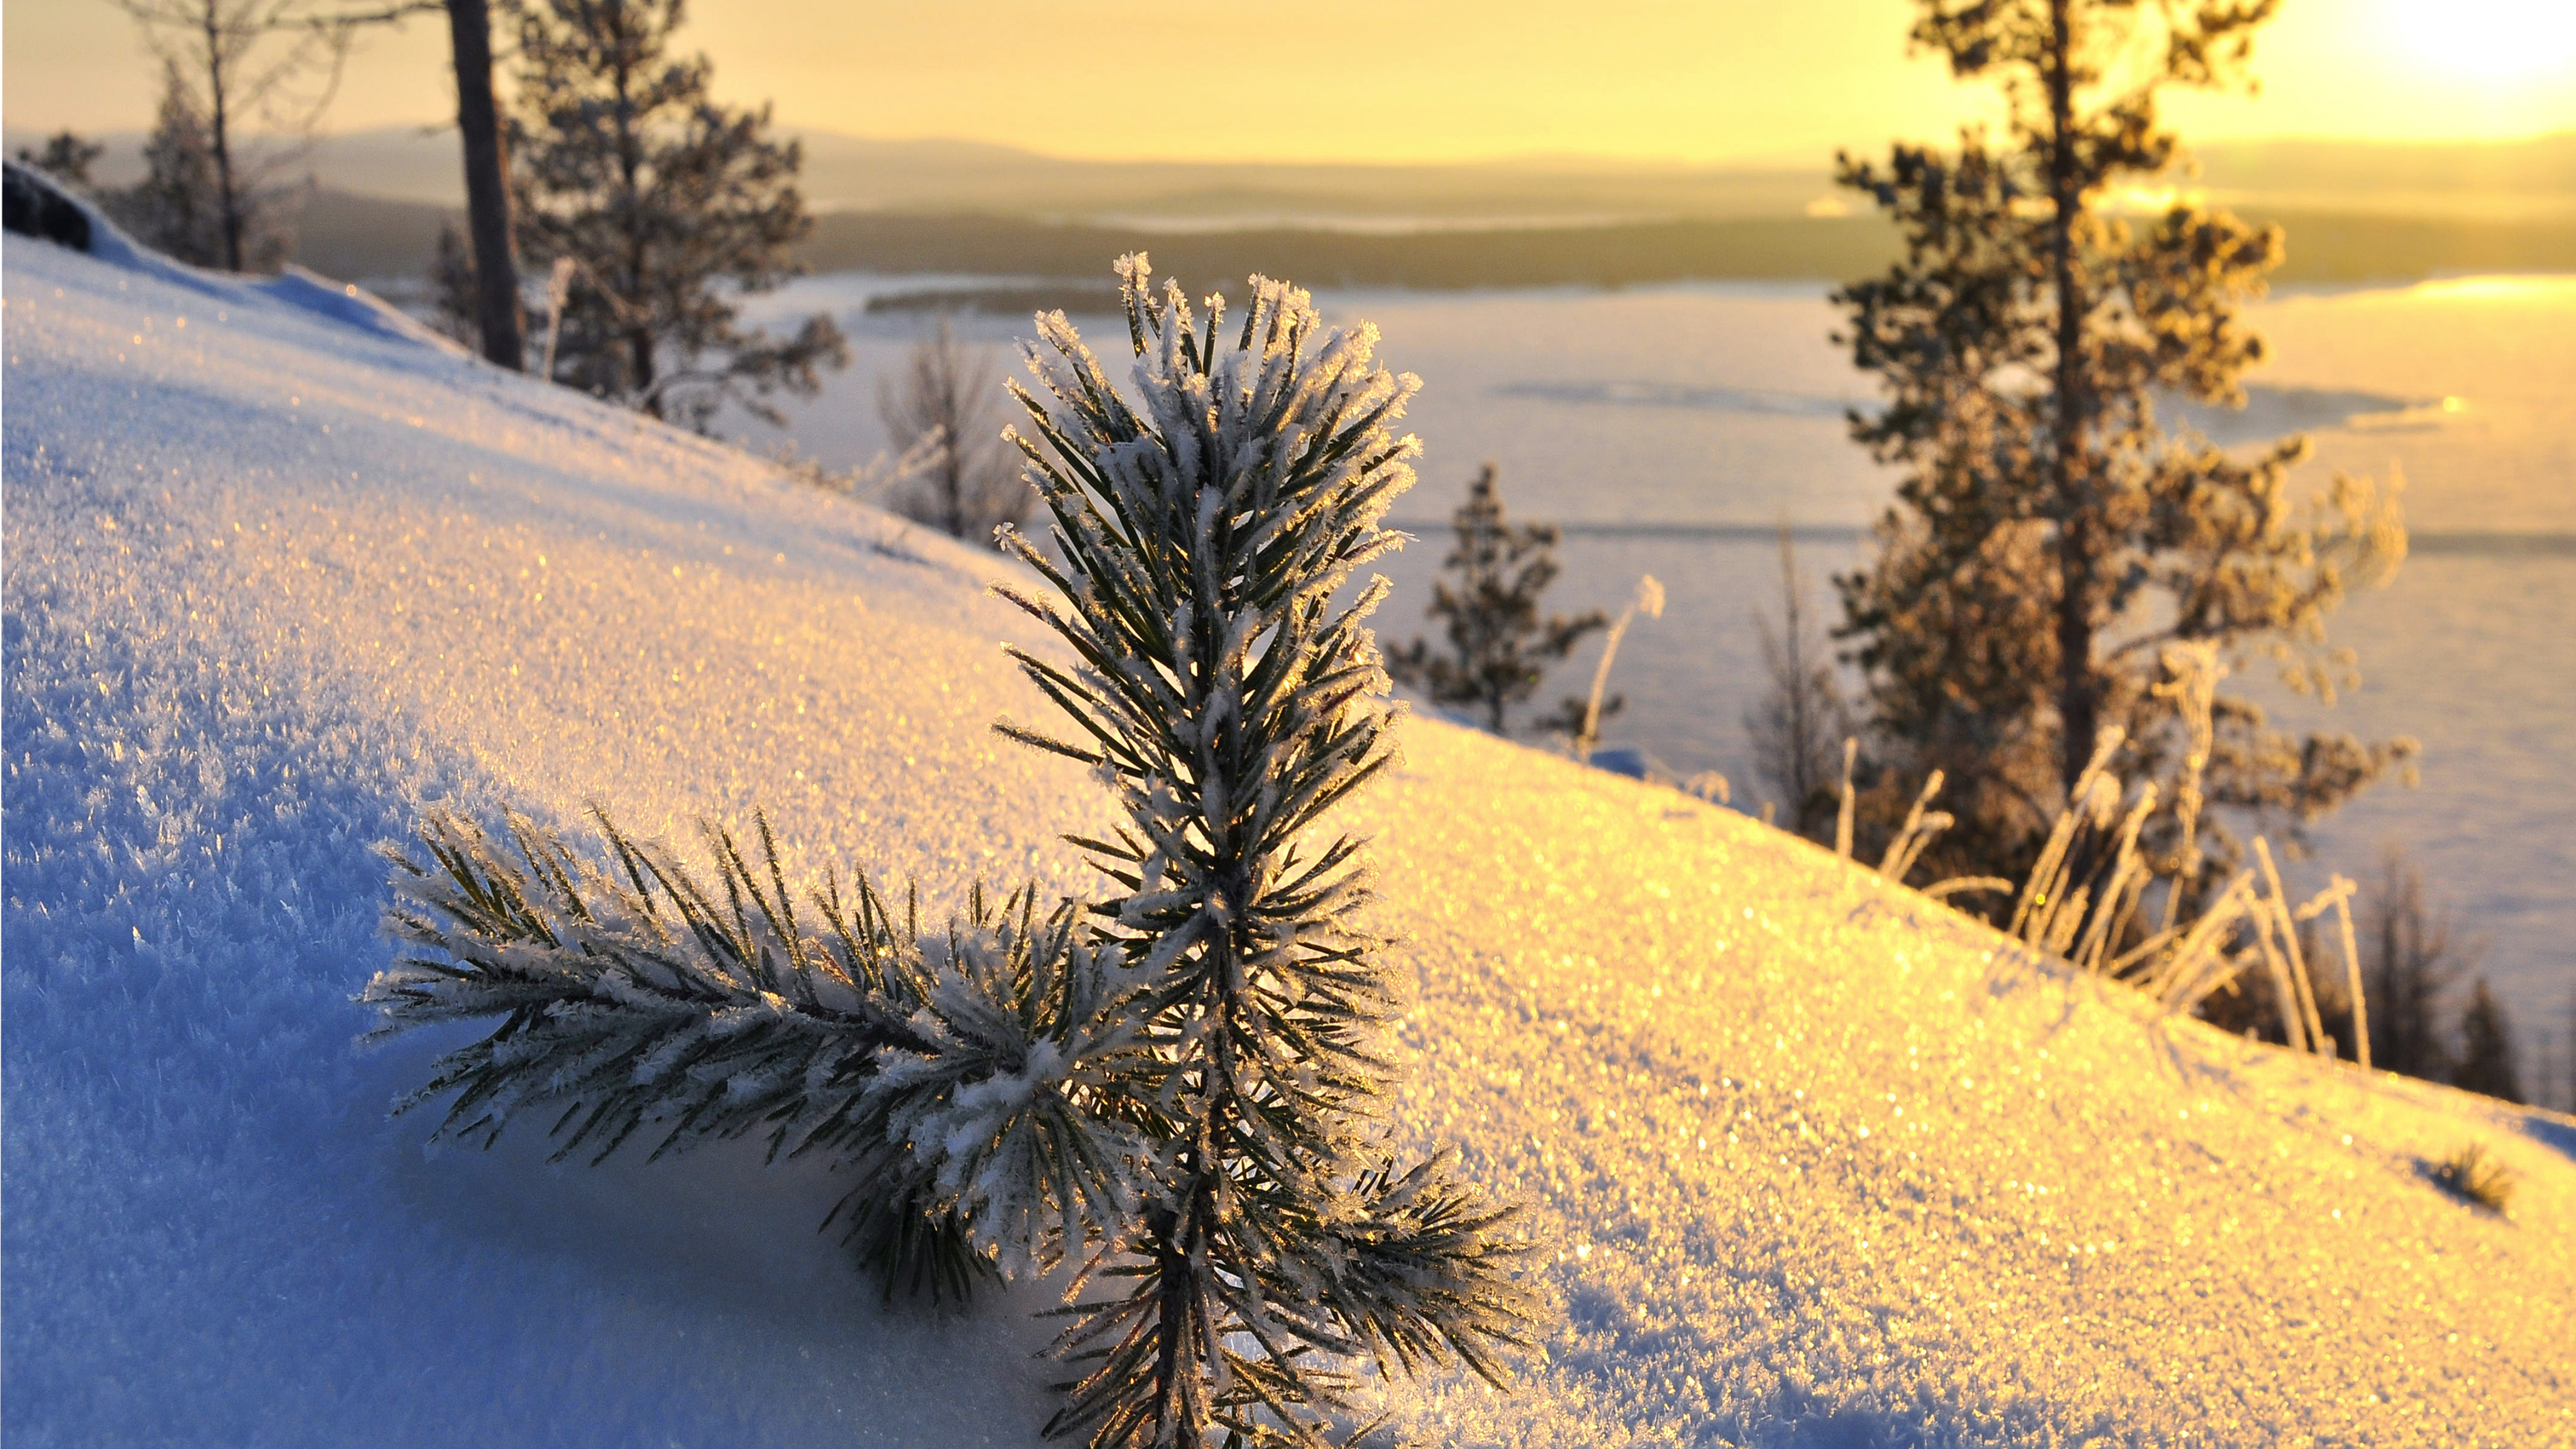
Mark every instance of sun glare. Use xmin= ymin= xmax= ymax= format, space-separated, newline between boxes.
xmin=2382 ymin=0 xmax=2576 ymax=80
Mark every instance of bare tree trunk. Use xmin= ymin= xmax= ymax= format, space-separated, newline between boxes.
xmin=939 ymin=357 xmax=967 ymax=536
xmin=2045 ymin=0 xmax=2096 ymax=798
xmin=201 ymin=3 xmax=245 ymax=270
xmin=445 ymin=0 xmax=523 ymax=369
xmin=608 ymin=30 xmax=658 ymax=414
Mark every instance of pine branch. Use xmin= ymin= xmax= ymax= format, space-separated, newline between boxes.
xmin=364 ymin=808 xmax=1148 ymax=1295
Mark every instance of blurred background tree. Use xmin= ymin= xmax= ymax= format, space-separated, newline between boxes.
xmin=13 ymin=131 xmax=107 ymax=189
xmin=1831 ymin=0 xmax=2414 ymax=902
xmin=506 ymin=0 xmax=845 ymax=428
xmin=875 ymin=319 xmax=1029 ymax=542
xmin=1388 ymin=465 xmax=1605 ymax=735
xmin=108 ymin=0 xmax=431 ymax=272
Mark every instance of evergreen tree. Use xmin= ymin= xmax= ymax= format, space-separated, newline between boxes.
xmin=508 ymin=0 xmax=847 ymax=429
xmin=2363 ymin=848 xmax=2464 ymax=1082
xmin=1386 ymin=465 xmax=1605 ymax=735
xmin=998 ymin=256 xmax=1525 ymax=1444
xmin=1833 ymin=0 xmax=2413 ymax=897
xmin=14 ymin=131 xmax=106 ymax=189
xmin=2453 ymin=980 xmax=2524 ymax=1104
xmin=879 ymin=319 xmax=1031 ymax=543
xmin=362 ymin=256 xmax=1526 ymax=1446
xmin=110 ymin=63 xmax=231 ymax=268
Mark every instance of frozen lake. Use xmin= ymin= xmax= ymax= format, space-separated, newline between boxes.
xmin=730 ymin=272 xmax=2576 ymax=1077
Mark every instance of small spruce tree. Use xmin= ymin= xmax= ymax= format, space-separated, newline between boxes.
xmin=2453 ymin=980 xmax=2524 ymax=1105
xmin=1387 ymin=464 xmax=1605 ymax=735
xmin=362 ymin=255 xmax=1526 ymax=1446
xmin=2363 ymin=848 xmax=2466 ymax=1083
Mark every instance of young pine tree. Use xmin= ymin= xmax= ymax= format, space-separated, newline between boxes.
xmin=1386 ymin=464 xmax=1605 ymax=735
xmin=508 ymin=0 xmax=846 ymax=428
xmin=361 ymin=256 xmax=1526 ymax=1447
xmin=1834 ymin=0 xmax=2413 ymax=898
xmin=998 ymin=256 xmax=1525 ymax=1444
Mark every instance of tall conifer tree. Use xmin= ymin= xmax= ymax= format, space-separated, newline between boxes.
xmin=507 ymin=0 xmax=845 ymax=427
xmin=1833 ymin=0 xmax=2412 ymax=892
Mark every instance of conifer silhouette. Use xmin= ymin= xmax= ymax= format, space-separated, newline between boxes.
xmin=1387 ymin=464 xmax=1605 ymax=735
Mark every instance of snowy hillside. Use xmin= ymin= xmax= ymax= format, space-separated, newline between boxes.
xmin=5 ymin=227 xmax=2571 ymax=1447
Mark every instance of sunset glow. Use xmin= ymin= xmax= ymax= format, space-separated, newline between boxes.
xmin=7 ymin=0 xmax=2573 ymax=160
xmin=2380 ymin=0 xmax=2576 ymax=81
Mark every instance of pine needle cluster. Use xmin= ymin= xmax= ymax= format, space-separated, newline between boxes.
xmin=364 ymin=811 xmax=1148 ymax=1299
xmin=362 ymin=255 xmax=1527 ymax=1446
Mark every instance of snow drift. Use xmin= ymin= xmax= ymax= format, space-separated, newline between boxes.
xmin=5 ymin=225 xmax=2570 ymax=1447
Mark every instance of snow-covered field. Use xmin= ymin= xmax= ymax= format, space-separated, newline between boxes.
xmin=5 ymin=227 xmax=2571 ymax=1446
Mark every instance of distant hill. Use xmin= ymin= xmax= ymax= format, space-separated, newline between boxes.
xmin=2194 ymin=132 xmax=2576 ymax=221
xmin=18 ymin=122 xmax=2567 ymax=287
xmin=17 ymin=125 xmax=2573 ymax=224
xmin=270 ymin=193 xmax=2575 ymax=291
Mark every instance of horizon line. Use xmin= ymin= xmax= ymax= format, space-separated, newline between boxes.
xmin=9 ymin=122 xmax=2575 ymax=174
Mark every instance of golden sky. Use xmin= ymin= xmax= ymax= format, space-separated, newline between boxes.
xmin=7 ymin=0 xmax=2573 ymax=161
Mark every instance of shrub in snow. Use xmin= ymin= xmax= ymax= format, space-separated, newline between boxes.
xmin=364 ymin=254 xmax=1527 ymax=1446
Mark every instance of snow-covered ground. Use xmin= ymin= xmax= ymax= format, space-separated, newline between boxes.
xmin=5 ymin=227 xmax=2571 ymax=1447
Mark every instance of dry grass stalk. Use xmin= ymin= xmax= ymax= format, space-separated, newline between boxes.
xmin=1834 ymin=736 xmax=1858 ymax=861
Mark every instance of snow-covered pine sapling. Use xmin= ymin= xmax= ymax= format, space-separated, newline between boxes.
xmin=362 ymin=810 xmax=1152 ymax=1301
xmin=996 ymin=254 xmax=1527 ymax=1446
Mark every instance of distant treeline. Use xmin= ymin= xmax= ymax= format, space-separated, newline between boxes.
xmin=799 ymin=213 xmax=1906 ymax=288
xmin=284 ymin=191 xmax=2576 ymax=290
xmin=805 ymin=210 xmax=2576 ymax=288
xmin=2253 ymin=210 xmax=2576 ymax=284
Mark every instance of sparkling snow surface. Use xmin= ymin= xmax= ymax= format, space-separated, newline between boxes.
xmin=6 ymin=235 xmax=2571 ymax=1447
